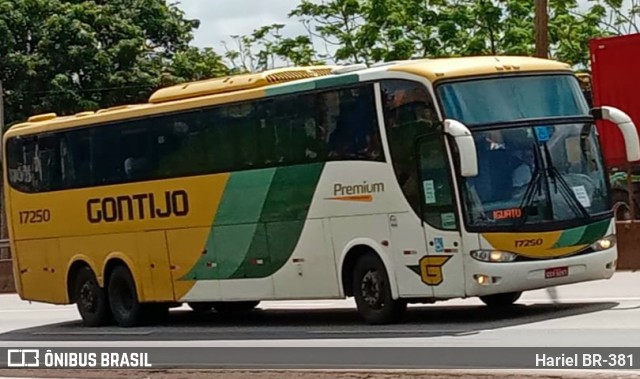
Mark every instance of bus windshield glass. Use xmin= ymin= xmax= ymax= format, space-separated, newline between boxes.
xmin=437 ymin=74 xmax=611 ymax=231
xmin=458 ymin=123 xmax=610 ymax=230
xmin=437 ymin=74 xmax=589 ymax=126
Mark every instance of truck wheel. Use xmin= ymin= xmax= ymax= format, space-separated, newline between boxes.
xmin=212 ymin=301 xmax=260 ymax=314
xmin=74 ymin=267 xmax=111 ymax=327
xmin=480 ymin=292 xmax=522 ymax=307
xmin=352 ymin=254 xmax=406 ymax=324
xmin=108 ymin=266 xmax=145 ymax=327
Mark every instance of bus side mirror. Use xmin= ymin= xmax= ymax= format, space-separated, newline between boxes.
xmin=444 ymin=119 xmax=478 ymax=177
xmin=592 ymin=106 xmax=640 ymax=162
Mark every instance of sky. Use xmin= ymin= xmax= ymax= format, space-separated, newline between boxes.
xmin=177 ymin=0 xmax=305 ymax=50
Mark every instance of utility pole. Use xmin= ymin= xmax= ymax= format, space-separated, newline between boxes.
xmin=535 ymin=0 xmax=549 ymax=58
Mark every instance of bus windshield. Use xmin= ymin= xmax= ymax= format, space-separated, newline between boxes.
xmin=459 ymin=123 xmax=610 ymax=230
xmin=436 ymin=74 xmax=611 ymax=231
xmin=437 ymin=74 xmax=589 ymax=126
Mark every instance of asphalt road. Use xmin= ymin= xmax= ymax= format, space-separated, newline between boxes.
xmin=0 ymin=272 xmax=638 ymax=348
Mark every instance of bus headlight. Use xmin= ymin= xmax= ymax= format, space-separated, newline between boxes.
xmin=471 ymin=250 xmax=518 ymax=263
xmin=591 ymin=235 xmax=616 ymax=251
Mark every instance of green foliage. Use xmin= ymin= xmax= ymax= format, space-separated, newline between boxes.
xmin=0 ymin=0 xmax=228 ymax=126
xmin=223 ymin=24 xmax=322 ymax=73
xmin=225 ymin=0 xmax=637 ymax=71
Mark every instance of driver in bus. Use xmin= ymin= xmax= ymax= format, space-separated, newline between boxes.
xmin=512 ymin=149 xmax=535 ymax=190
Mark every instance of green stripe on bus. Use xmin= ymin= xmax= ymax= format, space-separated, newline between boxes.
xmin=215 ymin=169 xmax=276 ymax=225
xmin=314 ymin=74 xmax=359 ymax=90
xmin=575 ymin=219 xmax=610 ymax=246
xmin=181 ymin=169 xmax=275 ymax=280
xmin=266 ymin=81 xmax=317 ymax=97
xmin=183 ymin=163 xmax=325 ymax=281
xmin=552 ymin=219 xmax=610 ymax=249
xmin=229 ymin=163 xmax=325 ymax=278
xmin=552 ymin=225 xmax=587 ymax=248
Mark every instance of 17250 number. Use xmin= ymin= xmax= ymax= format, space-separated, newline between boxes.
xmin=19 ymin=209 xmax=51 ymax=224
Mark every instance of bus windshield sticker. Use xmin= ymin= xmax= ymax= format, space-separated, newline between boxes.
xmin=492 ymin=208 xmax=523 ymax=220
xmin=534 ymin=126 xmax=551 ymax=142
xmin=441 ymin=212 xmax=456 ymax=229
xmin=423 ymin=180 xmax=436 ymax=204
xmin=571 ymin=185 xmax=591 ymax=207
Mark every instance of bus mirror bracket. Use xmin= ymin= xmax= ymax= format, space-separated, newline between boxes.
xmin=592 ymin=106 xmax=640 ymax=162
xmin=444 ymin=119 xmax=478 ymax=177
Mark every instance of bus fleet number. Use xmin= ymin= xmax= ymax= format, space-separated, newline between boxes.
xmin=19 ymin=209 xmax=51 ymax=224
xmin=514 ymin=238 xmax=544 ymax=248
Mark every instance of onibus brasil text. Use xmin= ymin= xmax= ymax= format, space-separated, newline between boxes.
xmin=7 ymin=349 xmax=151 ymax=368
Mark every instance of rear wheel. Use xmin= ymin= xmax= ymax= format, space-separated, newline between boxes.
xmin=352 ymin=254 xmax=406 ymax=324
xmin=107 ymin=266 xmax=146 ymax=327
xmin=74 ymin=267 xmax=111 ymax=327
xmin=480 ymin=291 xmax=522 ymax=307
xmin=212 ymin=301 xmax=260 ymax=314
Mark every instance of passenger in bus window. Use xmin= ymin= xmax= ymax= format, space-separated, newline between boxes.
xmin=328 ymin=87 xmax=375 ymax=159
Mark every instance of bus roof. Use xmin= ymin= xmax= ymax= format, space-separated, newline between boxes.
xmin=390 ymin=56 xmax=572 ymax=81
xmin=5 ymin=56 xmax=572 ymax=138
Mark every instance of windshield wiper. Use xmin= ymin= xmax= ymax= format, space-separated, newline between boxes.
xmin=542 ymin=143 xmax=591 ymax=219
xmin=517 ymin=146 xmax=544 ymax=227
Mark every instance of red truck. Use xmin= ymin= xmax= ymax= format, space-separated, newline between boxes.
xmin=588 ymin=33 xmax=640 ymax=219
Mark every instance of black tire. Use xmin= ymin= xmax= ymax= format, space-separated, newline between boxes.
xmin=352 ymin=254 xmax=406 ymax=325
xmin=73 ymin=267 xmax=111 ymax=327
xmin=107 ymin=266 xmax=146 ymax=327
xmin=480 ymin=291 xmax=522 ymax=307
xmin=188 ymin=302 xmax=215 ymax=313
xmin=212 ymin=301 xmax=260 ymax=314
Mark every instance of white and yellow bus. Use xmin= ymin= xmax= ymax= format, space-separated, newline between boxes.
xmin=4 ymin=56 xmax=639 ymax=327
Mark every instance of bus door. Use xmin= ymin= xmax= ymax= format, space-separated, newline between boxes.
xmin=416 ymin=134 xmax=466 ymax=299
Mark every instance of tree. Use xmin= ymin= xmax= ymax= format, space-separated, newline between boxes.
xmin=278 ymin=0 xmax=633 ymax=68
xmin=223 ymin=24 xmax=322 ymax=73
xmin=0 ymin=0 xmax=228 ymax=126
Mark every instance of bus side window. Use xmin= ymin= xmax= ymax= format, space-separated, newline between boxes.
xmin=418 ymin=135 xmax=458 ymax=230
xmin=325 ymin=84 xmax=381 ymax=161
xmin=35 ymin=135 xmax=62 ymax=191
xmin=7 ymin=137 xmax=37 ymax=193
xmin=381 ymin=79 xmax=439 ymax=217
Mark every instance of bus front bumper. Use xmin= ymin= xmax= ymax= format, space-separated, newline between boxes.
xmin=465 ymin=248 xmax=617 ymax=297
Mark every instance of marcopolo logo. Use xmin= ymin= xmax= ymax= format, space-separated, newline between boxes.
xmin=326 ymin=181 xmax=385 ymax=203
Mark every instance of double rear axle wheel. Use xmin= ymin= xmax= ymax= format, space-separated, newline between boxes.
xmin=73 ymin=266 xmax=259 ymax=327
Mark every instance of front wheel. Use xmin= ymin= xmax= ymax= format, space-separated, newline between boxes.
xmin=480 ymin=291 xmax=522 ymax=307
xmin=353 ymin=254 xmax=406 ymax=324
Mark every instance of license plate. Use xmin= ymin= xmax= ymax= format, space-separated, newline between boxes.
xmin=545 ymin=266 xmax=569 ymax=279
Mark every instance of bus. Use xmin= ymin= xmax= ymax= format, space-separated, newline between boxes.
xmin=4 ymin=56 xmax=639 ymax=327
